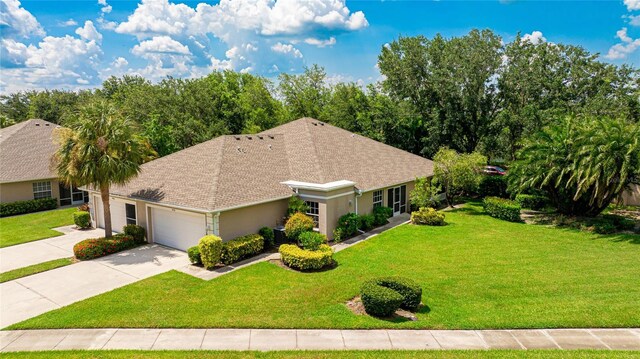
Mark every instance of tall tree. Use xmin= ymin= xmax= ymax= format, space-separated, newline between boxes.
xmin=278 ymin=64 xmax=329 ymax=120
xmin=433 ymin=148 xmax=487 ymax=207
xmin=54 ymin=100 xmax=155 ymax=237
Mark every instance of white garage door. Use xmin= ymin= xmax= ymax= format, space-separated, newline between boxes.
xmin=151 ymin=206 xmax=206 ymax=251
xmin=94 ymin=196 xmax=127 ymax=233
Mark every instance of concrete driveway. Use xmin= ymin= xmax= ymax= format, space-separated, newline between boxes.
xmin=0 ymin=244 xmax=189 ymax=328
xmin=0 ymin=226 xmax=105 ymax=273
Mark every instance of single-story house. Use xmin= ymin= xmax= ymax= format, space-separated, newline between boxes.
xmin=619 ymin=184 xmax=640 ymax=206
xmin=0 ymin=119 xmax=88 ymax=206
xmin=87 ymin=118 xmax=434 ymax=250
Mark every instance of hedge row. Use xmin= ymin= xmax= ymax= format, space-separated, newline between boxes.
xmin=515 ymin=194 xmax=548 ymax=210
xmin=279 ymin=244 xmax=334 ymax=271
xmin=360 ymin=276 xmax=422 ymax=317
xmin=0 ymin=197 xmax=58 ymax=217
xmin=221 ymin=234 xmax=264 ymax=265
xmin=483 ymin=196 xmax=521 ymax=222
xmin=73 ymin=234 xmax=137 ymax=260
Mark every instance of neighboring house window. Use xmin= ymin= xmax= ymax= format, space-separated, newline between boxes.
xmin=125 ymin=203 xmax=137 ymax=225
xmin=32 ymin=181 xmax=52 ymax=199
xmin=305 ymin=201 xmax=319 ymax=228
xmin=373 ymin=190 xmax=383 ymax=208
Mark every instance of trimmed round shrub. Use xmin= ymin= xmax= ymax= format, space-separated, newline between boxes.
xmin=337 ymin=212 xmax=359 ymax=237
xmin=483 ymin=196 xmax=521 ymax=222
xmin=259 ymin=226 xmax=275 ymax=248
xmin=73 ymin=234 xmax=136 ymax=260
xmin=360 ymin=276 xmax=423 ymax=317
xmin=515 ymin=194 xmax=548 ymax=210
xmin=284 ymin=213 xmax=314 ymax=241
xmin=123 ymin=224 xmax=146 ymax=242
xmin=298 ymin=231 xmax=327 ymax=251
xmin=479 ymin=175 xmax=508 ymax=198
xmin=73 ymin=211 xmax=91 ymax=229
xmin=187 ymin=245 xmax=202 ymax=265
xmin=358 ymin=214 xmax=375 ymax=231
xmin=198 ymin=235 xmax=223 ymax=270
xmin=373 ymin=206 xmax=393 ymax=226
xmin=221 ymin=234 xmax=264 ymax=265
xmin=279 ymin=244 xmax=334 ymax=271
xmin=360 ymin=281 xmax=404 ymax=317
xmin=411 ymin=207 xmax=446 ymax=226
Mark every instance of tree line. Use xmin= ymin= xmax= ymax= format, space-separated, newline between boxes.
xmin=2 ymin=29 xmax=638 ymax=160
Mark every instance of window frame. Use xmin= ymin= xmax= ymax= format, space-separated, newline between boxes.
xmin=125 ymin=203 xmax=137 ymax=225
xmin=32 ymin=181 xmax=52 ymax=200
xmin=373 ymin=190 xmax=383 ymax=208
xmin=305 ymin=201 xmax=319 ymax=229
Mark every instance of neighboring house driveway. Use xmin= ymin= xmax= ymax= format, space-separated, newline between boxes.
xmin=0 ymin=244 xmax=189 ymax=328
xmin=0 ymin=226 xmax=104 ymax=273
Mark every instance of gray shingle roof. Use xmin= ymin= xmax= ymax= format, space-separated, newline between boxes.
xmin=109 ymin=118 xmax=434 ymax=211
xmin=0 ymin=119 xmax=61 ymax=184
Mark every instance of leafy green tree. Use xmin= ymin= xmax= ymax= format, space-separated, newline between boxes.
xmin=410 ymin=177 xmax=441 ymax=210
xmin=510 ymin=117 xmax=640 ymax=216
xmin=141 ymin=115 xmax=179 ymax=157
xmin=54 ymin=100 xmax=155 ymax=237
xmin=433 ymin=148 xmax=487 ymax=207
xmin=278 ymin=64 xmax=329 ymax=120
xmin=0 ymin=92 xmax=30 ymax=123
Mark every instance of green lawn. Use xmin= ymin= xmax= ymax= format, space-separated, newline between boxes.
xmin=2 ymin=351 xmax=637 ymax=359
xmin=0 ymin=208 xmax=76 ymax=248
xmin=10 ymin=203 xmax=640 ymax=330
xmin=0 ymin=258 xmax=74 ymax=283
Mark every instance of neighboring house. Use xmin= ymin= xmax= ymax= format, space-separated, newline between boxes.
xmin=0 ymin=119 xmax=88 ymax=206
xmin=619 ymin=184 xmax=640 ymax=206
xmin=86 ymin=118 xmax=434 ymax=251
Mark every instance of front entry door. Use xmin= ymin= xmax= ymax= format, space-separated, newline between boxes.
xmin=388 ymin=185 xmax=407 ymax=216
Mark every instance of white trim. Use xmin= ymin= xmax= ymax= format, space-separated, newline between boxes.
xmin=281 ymin=180 xmax=356 ymax=192
xmin=145 ymin=202 xmax=208 ymax=216
xmin=298 ymin=191 xmax=354 ymax=201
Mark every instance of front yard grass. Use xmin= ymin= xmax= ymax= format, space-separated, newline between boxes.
xmin=0 ymin=208 xmax=76 ymax=248
xmin=2 ymin=350 xmax=638 ymax=359
xmin=0 ymin=258 xmax=74 ymax=283
xmin=10 ymin=203 xmax=640 ymax=330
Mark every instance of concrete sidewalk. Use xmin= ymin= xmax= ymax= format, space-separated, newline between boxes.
xmin=1 ymin=328 xmax=639 ymax=352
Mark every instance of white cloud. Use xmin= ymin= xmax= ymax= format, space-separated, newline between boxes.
xmin=59 ymin=19 xmax=78 ymax=27
xmin=112 ymin=57 xmax=128 ymax=68
xmin=522 ymin=31 xmax=546 ymax=44
xmin=98 ymin=0 xmax=112 ymax=13
xmin=606 ymin=27 xmax=640 ymax=60
xmin=629 ymin=15 xmax=640 ymax=27
xmin=115 ymin=0 xmax=195 ymax=36
xmin=624 ymin=0 xmax=640 ymax=11
xmin=0 ymin=0 xmax=45 ymax=38
xmin=271 ymin=42 xmax=303 ymax=58
xmin=75 ymin=21 xmax=102 ymax=43
xmin=304 ymin=37 xmax=336 ymax=47
xmin=132 ymin=36 xmax=191 ymax=56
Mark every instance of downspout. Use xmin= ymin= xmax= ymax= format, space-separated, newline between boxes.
xmin=355 ymin=187 xmax=365 ymax=234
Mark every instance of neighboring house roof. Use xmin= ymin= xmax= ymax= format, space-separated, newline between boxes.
xmin=108 ymin=118 xmax=434 ymax=212
xmin=0 ymin=119 xmax=60 ymax=184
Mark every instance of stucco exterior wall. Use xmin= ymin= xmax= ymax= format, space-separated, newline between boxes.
xmin=0 ymin=179 xmax=60 ymax=204
xmin=358 ymin=181 xmax=415 ymax=216
xmin=218 ymin=198 xmax=289 ymax=241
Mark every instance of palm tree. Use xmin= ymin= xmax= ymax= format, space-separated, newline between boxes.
xmin=54 ymin=99 xmax=155 ymax=237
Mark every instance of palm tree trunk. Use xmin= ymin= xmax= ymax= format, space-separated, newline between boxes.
xmin=100 ymin=185 xmax=113 ymax=238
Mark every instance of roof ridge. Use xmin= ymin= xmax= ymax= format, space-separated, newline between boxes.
xmin=303 ymin=119 xmax=326 ymax=183
xmin=206 ymin=135 xmax=226 ymax=211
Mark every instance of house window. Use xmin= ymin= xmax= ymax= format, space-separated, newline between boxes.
xmin=32 ymin=181 xmax=52 ymax=199
xmin=373 ymin=190 xmax=383 ymax=208
xmin=125 ymin=203 xmax=137 ymax=225
xmin=305 ymin=201 xmax=319 ymax=228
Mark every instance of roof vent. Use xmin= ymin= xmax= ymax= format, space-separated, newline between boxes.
xmin=35 ymin=123 xmax=40 ymax=126
xmin=268 ymin=144 xmax=272 ymax=150
xmin=246 ymin=136 xmax=252 ymax=140
xmin=268 ymin=135 xmax=275 ymax=139
xmin=312 ymin=122 xmax=317 ymax=126
xmin=45 ymin=123 xmax=49 ymax=126
xmin=236 ymin=147 xmax=246 ymax=153
xmin=257 ymin=135 xmax=264 ymax=140
xmin=234 ymin=136 xmax=241 ymax=140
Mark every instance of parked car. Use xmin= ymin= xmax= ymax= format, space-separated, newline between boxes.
xmin=483 ymin=165 xmax=506 ymax=176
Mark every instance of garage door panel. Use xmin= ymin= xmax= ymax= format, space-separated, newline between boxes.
xmin=151 ymin=207 xmax=206 ymax=251
xmin=93 ymin=196 xmax=126 ymax=233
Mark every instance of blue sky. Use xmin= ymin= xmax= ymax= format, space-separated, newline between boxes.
xmin=1 ymin=0 xmax=638 ymax=93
